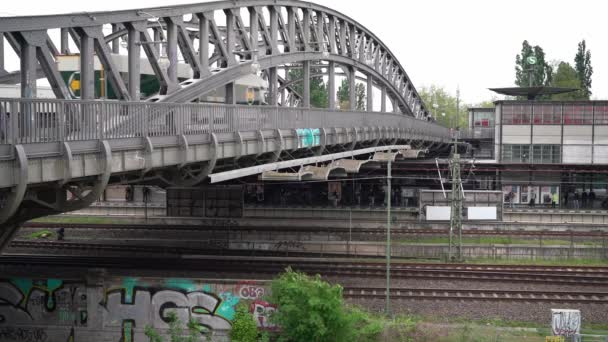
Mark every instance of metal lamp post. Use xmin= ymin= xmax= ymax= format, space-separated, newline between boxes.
xmin=385 ymin=158 xmax=392 ymax=316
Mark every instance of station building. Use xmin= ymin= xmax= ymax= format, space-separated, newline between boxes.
xmin=464 ymin=90 xmax=608 ymax=209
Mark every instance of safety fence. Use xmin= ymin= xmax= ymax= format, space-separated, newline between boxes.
xmin=0 ymin=98 xmax=450 ymax=144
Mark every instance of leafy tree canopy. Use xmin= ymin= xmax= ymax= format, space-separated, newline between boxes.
xmin=418 ymin=85 xmax=467 ymax=129
xmin=551 ymin=62 xmax=585 ymax=100
xmin=515 ymin=40 xmax=553 ymax=88
xmin=574 ymin=39 xmax=593 ymax=99
xmin=288 ymin=64 xmax=328 ymax=108
xmin=337 ymin=78 xmax=366 ymax=111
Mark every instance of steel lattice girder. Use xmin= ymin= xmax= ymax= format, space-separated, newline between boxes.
xmin=0 ymin=0 xmax=429 ymax=119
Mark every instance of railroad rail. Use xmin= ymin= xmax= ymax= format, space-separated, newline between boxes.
xmin=343 ymin=287 xmax=608 ymax=303
xmin=21 ymin=222 xmax=608 ymax=238
xmin=2 ymin=252 xmax=607 ymax=285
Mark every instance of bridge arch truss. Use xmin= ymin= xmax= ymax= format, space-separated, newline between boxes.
xmin=0 ymin=0 xmax=431 ymax=119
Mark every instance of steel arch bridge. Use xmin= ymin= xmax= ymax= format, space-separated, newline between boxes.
xmin=0 ymin=1 xmax=451 ymax=250
xmin=0 ymin=0 xmax=430 ymax=116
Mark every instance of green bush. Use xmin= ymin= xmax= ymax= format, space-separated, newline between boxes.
xmin=267 ymin=268 xmax=382 ymax=342
xmin=230 ymin=303 xmax=258 ymax=342
xmin=144 ymin=311 xmax=203 ymax=342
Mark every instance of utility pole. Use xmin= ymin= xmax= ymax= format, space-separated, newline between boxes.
xmin=448 ymin=88 xmax=463 ymax=262
xmin=385 ymin=158 xmax=392 ymax=316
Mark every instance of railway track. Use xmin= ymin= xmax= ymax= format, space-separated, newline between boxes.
xmin=21 ymin=222 xmax=608 ymax=238
xmin=3 ymin=252 xmax=607 ymax=286
xmin=343 ymin=287 xmax=608 ymax=303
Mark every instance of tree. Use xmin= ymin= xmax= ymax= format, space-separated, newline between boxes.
xmin=574 ymin=40 xmax=593 ymax=99
xmin=418 ymin=85 xmax=467 ymax=129
xmin=230 ymin=303 xmax=258 ymax=342
xmin=288 ymin=65 xmax=328 ymax=108
xmin=337 ymin=79 xmax=366 ymax=111
xmin=267 ymin=268 xmax=381 ymax=342
xmin=551 ymin=62 xmax=585 ymax=100
xmin=515 ymin=40 xmax=553 ymax=88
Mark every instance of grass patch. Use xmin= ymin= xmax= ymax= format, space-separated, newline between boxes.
xmin=466 ymin=257 xmax=608 ymax=267
xmin=23 ymin=229 xmax=57 ymax=240
xmin=30 ymin=215 xmax=118 ymax=224
xmin=395 ymin=236 xmax=601 ymax=246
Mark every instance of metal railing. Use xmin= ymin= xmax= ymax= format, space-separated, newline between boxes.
xmin=0 ymin=98 xmax=450 ymax=145
xmin=459 ymin=127 xmax=495 ymax=140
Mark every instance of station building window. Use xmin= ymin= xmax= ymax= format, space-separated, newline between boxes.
xmin=501 ymin=144 xmax=530 ymax=163
xmin=531 ymin=144 xmax=561 ymax=164
xmin=532 ymin=104 xmax=561 ymax=124
xmin=502 ymin=104 xmax=531 ymax=124
xmin=594 ymin=104 xmax=608 ymax=125
xmin=563 ymin=104 xmax=592 ymax=124
xmin=473 ymin=111 xmax=495 ymax=127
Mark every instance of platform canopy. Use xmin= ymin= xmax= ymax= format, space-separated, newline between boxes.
xmin=489 ymin=86 xmax=578 ymax=100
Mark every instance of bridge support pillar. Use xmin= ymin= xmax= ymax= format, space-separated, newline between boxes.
xmin=127 ymin=24 xmax=141 ymax=100
xmin=20 ymin=39 xmax=37 ymax=98
xmin=79 ymin=31 xmax=95 ymax=99
xmin=269 ymin=67 xmax=278 ymax=105
xmin=198 ymin=14 xmax=210 ymax=76
xmin=303 ymin=60 xmax=310 ymax=107
xmin=166 ymin=18 xmax=178 ymax=83
xmin=381 ymin=87 xmax=387 ymax=112
xmin=60 ymin=28 xmax=70 ymax=54
xmin=367 ymin=75 xmax=373 ymax=112
xmin=225 ymin=83 xmax=235 ymax=104
xmin=328 ymin=61 xmax=336 ymax=109
xmin=348 ymin=66 xmax=356 ymax=110
xmin=0 ymin=34 xmax=4 ymax=71
xmin=111 ymin=24 xmax=120 ymax=54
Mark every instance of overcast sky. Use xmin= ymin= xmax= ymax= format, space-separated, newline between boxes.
xmin=1 ymin=0 xmax=605 ymax=104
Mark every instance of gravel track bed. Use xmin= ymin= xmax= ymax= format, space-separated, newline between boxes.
xmin=350 ymin=298 xmax=608 ymax=324
xmin=326 ymin=276 xmax=608 ymax=293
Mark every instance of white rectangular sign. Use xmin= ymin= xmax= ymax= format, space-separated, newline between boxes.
xmin=468 ymin=206 xmax=497 ymax=220
xmin=551 ymin=309 xmax=581 ymax=337
xmin=426 ymin=206 xmax=451 ymax=221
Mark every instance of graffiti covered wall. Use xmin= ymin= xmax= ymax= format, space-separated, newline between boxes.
xmin=0 ymin=276 xmax=271 ymax=342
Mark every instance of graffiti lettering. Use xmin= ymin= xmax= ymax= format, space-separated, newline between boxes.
xmin=236 ymin=283 xmax=265 ymax=300
xmin=250 ymin=300 xmax=277 ymax=330
xmin=0 ymin=327 xmax=47 ymax=342
xmin=1 ymin=277 xmax=273 ymax=340
xmin=273 ymin=240 xmax=303 ymax=250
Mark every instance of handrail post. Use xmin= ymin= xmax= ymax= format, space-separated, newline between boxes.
xmin=9 ymin=100 xmax=18 ymax=145
xmin=58 ymin=100 xmax=65 ymax=142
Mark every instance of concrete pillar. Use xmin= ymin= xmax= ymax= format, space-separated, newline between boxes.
xmin=269 ymin=6 xmax=278 ymax=54
xmin=60 ymin=28 xmax=69 ymax=54
xmin=248 ymin=7 xmax=258 ymax=58
xmin=303 ymin=61 xmax=310 ymax=107
xmin=302 ymin=9 xmax=311 ymax=51
xmin=316 ymin=11 xmax=324 ymax=51
xmin=328 ymin=16 xmax=336 ymax=54
xmin=328 ymin=61 xmax=336 ymax=110
xmin=80 ymin=33 xmax=94 ymax=99
xmin=225 ymin=83 xmax=235 ymax=105
xmin=224 ymin=9 xmax=235 ymax=64
xmin=111 ymin=24 xmax=119 ymax=54
xmin=348 ymin=66 xmax=356 ymax=110
xmin=367 ymin=75 xmax=373 ymax=112
xmin=20 ymin=41 xmax=37 ymax=98
xmin=286 ymin=7 xmax=295 ymax=53
xmin=198 ymin=14 xmax=209 ymax=76
xmin=127 ymin=25 xmax=141 ymax=100
xmin=269 ymin=67 xmax=278 ymax=105
xmin=381 ymin=87 xmax=387 ymax=112
xmin=166 ymin=19 xmax=178 ymax=84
